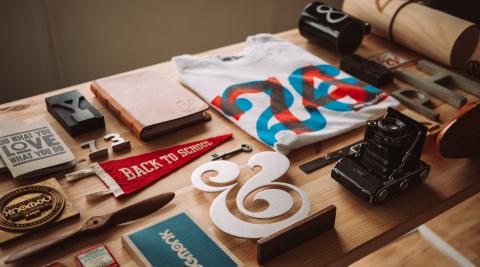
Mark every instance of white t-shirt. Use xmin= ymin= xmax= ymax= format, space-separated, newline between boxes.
xmin=172 ymin=34 xmax=399 ymax=154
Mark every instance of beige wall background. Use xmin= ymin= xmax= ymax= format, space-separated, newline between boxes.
xmin=1 ymin=0 xmax=346 ymax=104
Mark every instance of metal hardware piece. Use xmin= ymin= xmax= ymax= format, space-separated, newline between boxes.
xmin=417 ymin=60 xmax=480 ymax=97
xmin=300 ymin=141 xmax=364 ymax=174
xmin=395 ymin=60 xmax=480 ymax=108
xmin=211 ymin=144 xmax=253 ymax=161
xmin=392 ymin=88 xmax=440 ymax=121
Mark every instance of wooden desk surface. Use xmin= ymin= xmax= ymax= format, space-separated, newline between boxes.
xmin=0 ymin=29 xmax=479 ymax=267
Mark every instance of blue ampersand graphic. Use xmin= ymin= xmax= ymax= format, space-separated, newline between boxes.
xmin=211 ymin=64 xmax=388 ymax=146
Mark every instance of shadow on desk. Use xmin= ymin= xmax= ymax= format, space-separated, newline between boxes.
xmin=264 ymin=230 xmax=344 ymax=267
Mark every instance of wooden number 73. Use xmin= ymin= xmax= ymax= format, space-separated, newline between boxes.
xmin=191 ymin=151 xmax=310 ymax=238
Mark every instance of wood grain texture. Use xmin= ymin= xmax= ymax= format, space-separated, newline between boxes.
xmin=257 ymin=206 xmax=336 ymax=264
xmin=352 ymin=193 xmax=480 ymax=267
xmin=0 ymin=29 xmax=478 ymax=267
xmin=342 ymin=0 xmax=479 ymax=67
xmin=351 ymin=231 xmax=458 ymax=267
xmin=427 ymin=193 xmax=480 ymax=266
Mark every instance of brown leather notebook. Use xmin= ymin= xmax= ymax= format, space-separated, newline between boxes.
xmin=91 ymin=69 xmax=210 ymax=141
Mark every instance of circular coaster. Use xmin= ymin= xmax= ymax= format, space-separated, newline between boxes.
xmin=0 ymin=185 xmax=65 ymax=232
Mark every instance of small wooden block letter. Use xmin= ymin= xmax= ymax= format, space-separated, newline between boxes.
xmin=80 ymin=140 xmax=108 ymax=160
xmin=45 ymin=90 xmax=105 ymax=136
xmin=104 ymin=133 xmax=131 ymax=153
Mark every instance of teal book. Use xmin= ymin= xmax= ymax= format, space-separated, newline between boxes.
xmin=122 ymin=212 xmax=242 ymax=267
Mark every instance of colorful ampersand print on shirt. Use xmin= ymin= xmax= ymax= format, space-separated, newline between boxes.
xmin=211 ymin=64 xmax=388 ymax=146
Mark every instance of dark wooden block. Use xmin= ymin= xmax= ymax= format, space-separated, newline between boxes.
xmin=256 ymin=205 xmax=336 ymax=265
xmin=45 ymin=90 xmax=105 ymax=136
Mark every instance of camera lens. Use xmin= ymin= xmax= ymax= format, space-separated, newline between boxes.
xmin=377 ymin=118 xmax=405 ymax=133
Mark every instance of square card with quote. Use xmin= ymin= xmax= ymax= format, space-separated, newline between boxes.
xmin=122 ymin=212 xmax=243 ymax=267
xmin=0 ymin=120 xmax=75 ymax=179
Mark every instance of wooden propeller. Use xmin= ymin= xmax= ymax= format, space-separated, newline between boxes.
xmin=4 ymin=192 xmax=175 ymax=264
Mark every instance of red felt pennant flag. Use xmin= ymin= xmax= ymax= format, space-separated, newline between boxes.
xmin=67 ymin=134 xmax=232 ymax=198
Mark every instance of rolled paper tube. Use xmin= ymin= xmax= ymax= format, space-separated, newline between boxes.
xmin=342 ymin=0 xmax=479 ymax=68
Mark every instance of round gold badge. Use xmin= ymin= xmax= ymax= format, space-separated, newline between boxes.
xmin=0 ymin=185 xmax=65 ymax=232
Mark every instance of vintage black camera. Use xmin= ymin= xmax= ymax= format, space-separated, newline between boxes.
xmin=331 ymin=108 xmax=430 ymax=204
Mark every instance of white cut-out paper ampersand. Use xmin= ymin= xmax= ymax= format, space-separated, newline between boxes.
xmin=191 ymin=151 xmax=310 ymax=238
